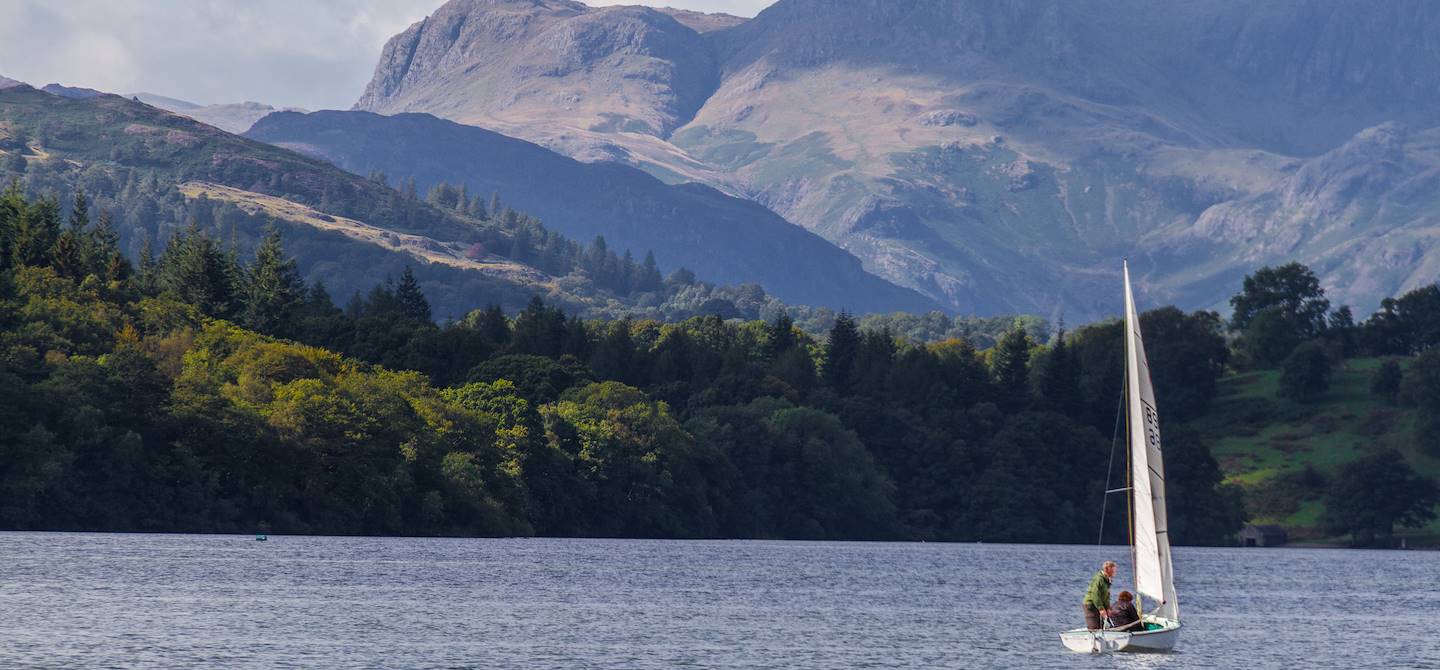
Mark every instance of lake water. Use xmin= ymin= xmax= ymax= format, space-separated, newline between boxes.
xmin=0 ymin=533 xmax=1434 ymax=669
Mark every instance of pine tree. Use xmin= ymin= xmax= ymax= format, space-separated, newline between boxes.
xmin=89 ymin=209 xmax=122 ymax=278
xmin=0 ymin=180 xmax=23 ymax=271
xmin=241 ymin=225 xmax=307 ymax=336
xmin=61 ymin=190 xmax=96 ymax=279
xmin=473 ymin=304 xmax=511 ymax=345
xmin=157 ymin=222 xmax=238 ymax=317
xmin=66 ymin=189 xmax=90 ymax=236
xmin=489 ymin=192 xmax=501 ymax=218
xmin=620 ymin=249 xmax=636 ymax=294
xmin=853 ymin=326 xmax=896 ymax=391
xmin=16 ymin=194 xmax=61 ymax=267
xmin=639 ymin=251 xmax=663 ymax=292
xmin=991 ymin=324 xmax=1033 ymax=413
xmin=395 ymin=266 xmax=432 ymax=322
xmin=766 ymin=312 xmax=798 ymax=359
xmin=823 ymin=311 xmax=861 ymax=393
xmin=51 ymin=229 xmax=83 ymax=278
xmin=1035 ymin=325 xmax=1082 ymax=417
xmin=137 ymin=235 xmax=157 ymax=293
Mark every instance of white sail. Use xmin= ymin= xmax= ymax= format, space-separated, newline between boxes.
xmin=1123 ymin=262 xmax=1179 ymax=621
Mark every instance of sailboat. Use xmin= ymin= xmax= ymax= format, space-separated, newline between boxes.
xmin=1060 ymin=261 xmax=1182 ymax=653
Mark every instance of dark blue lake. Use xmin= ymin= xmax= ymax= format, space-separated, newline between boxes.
xmin=0 ymin=533 xmax=1433 ymax=668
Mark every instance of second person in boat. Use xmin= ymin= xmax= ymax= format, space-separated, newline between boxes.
xmin=1109 ymin=591 xmax=1142 ymax=631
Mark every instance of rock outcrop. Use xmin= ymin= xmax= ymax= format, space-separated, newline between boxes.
xmin=355 ymin=0 xmax=1440 ymax=318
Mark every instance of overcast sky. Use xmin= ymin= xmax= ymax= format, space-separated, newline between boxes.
xmin=0 ymin=0 xmax=775 ymax=111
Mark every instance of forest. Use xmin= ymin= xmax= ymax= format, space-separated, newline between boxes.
xmin=2 ymin=184 xmax=1436 ymax=546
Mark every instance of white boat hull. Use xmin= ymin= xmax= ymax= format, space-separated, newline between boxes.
xmin=1060 ymin=616 xmax=1180 ymax=653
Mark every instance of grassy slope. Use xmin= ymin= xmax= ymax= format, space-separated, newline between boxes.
xmin=1192 ymin=357 xmax=1440 ymax=545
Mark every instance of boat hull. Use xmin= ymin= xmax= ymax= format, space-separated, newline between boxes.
xmin=1059 ymin=617 xmax=1180 ymax=653
xmin=1060 ymin=629 xmax=1131 ymax=653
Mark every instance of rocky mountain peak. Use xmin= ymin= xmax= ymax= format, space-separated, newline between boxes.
xmin=354 ymin=0 xmax=719 ymax=139
xmin=353 ymin=0 xmax=1440 ymax=317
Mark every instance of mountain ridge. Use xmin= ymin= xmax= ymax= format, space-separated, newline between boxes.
xmin=246 ymin=109 xmax=941 ymax=313
xmin=354 ymin=0 xmax=1440 ymax=319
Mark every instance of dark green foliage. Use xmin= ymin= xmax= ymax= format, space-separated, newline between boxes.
xmin=1363 ymin=285 xmax=1440 ymax=355
xmin=1407 ymin=349 xmax=1440 ymax=458
xmin=0 ymin=186 xmax=1250 ymax=544
xmin=1033 ymin=326 xmax=1082 ymax=418
xmin=1321 ymin=449 xmax=1438 ymax=547
xmin=1326 ymin=305 xmax=1358 ymax=358
xmin=156 ymin=223 xmax=239 ymax=318
xmin=1235 ymin=307 xmax=1306 ymax=368
xmin=1230 ymin=263 xmax=1331 ymax=367
xmin=1278 ymin=340 xmax=1332 ymax=402
xmin=1161 ymin=427 xmax=1248 ymax=545
xmin=822 ymin=311 xmax=860 ymax=393
xmin=1139 ymin=308 xmax=1230 ymax=422
xmin=240 ymin=226 xmax=306 ymax=337
xmin=687 ymin=398 xmax=899 ymax=539
xmin=394 ymin=266 xmax=432 ymax=322
xmin=991 ymin=325 xmax=1032 ymax=413
xmin=1371 ymin=360 xmax=1402 ymax=404
xmin=1229 ymin=262 xmax=1331 ymax=335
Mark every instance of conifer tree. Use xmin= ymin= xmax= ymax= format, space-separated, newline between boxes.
xmin=395 ymin=266 xmax=432 ymax=322
xmin=823 ymin=311 xmax=861 ymax=393
xmin=991 ymin=324 xmax=1033 ymax=412
xmin=15 ymin=193 xmax=60 ymax=267
xmin=241 ymin=225 xmax=307 ymax=336
xmin=66 ymin=189 xmax=90 ymax=236
xmin=89 ymin=209 xmax=123 ymax=279
xmin=0 ymin=180 xmax=22 ymax=271
xmin=1035 ymin=326 xmax=1083 ymax=417
xmin=620 ymin=249 xmax=636 ymax=294
xmin=51 ymin=229 xmax=83 ymax=278
xmin=157 ymin=223 xmax=238 ymax=317
xmin=853 ymin=326 xmax=896 ymax=391
xmin=639 ymin=251 xmax=663 ymax=292
xmin=473 ymin=304 xmax=511 ymax=345
xmin=137 ymin=235 xmax=157 ymax=293
xmin=766 ymin=312 xmax=798 ymax=359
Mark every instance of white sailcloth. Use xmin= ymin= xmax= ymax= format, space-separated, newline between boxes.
xmin=1123 ymin=262 xmax=1179 ymax=621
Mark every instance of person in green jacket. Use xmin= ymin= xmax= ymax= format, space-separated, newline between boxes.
xmin=1082 ymin=560 xmax=1117 ymax=630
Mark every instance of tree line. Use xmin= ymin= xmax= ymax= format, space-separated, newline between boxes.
xmin=0 ymin=184 xmax=1250 ymax=542
xmin=8 ymin=181 xmax=1437 ymax=545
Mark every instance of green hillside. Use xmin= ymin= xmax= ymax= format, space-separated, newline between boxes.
xmin=1195 ymin=357 xmax=1440 ymax=545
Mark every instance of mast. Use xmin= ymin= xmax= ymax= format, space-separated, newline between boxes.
xmin=1123 ymin=261 xmax=1179 ymax=621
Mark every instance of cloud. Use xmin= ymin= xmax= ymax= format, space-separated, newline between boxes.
xmin=0 ymin=0 xmax=775 ymax=110
xmin=0 ymin=0 xmax=435 ymax=110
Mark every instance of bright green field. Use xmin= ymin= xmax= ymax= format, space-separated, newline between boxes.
xmin=1192 ymin=357 xmax=1440 ymax=545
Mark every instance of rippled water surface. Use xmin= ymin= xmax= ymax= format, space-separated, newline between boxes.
xmin=1 ymin=533 xmax=1435 ymax=668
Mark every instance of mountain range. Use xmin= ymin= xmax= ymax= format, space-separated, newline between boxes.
xmin=353 ymin=0 xmax=1440 ymax=319
xmin=130 ymin=93 xmax=307 ymax=134
xmin=245 ymin=109 xmax=937 ymax=312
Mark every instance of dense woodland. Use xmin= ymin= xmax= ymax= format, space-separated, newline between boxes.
xmin=2 ymin=185 xmax=1437 ymax=546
